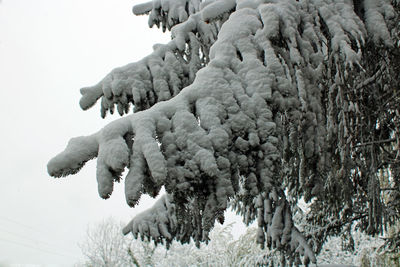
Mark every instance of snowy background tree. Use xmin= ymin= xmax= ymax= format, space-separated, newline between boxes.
xmin=79 ymin=218 xmax=138 ymax=267
xmin=48 ymin=0 xmax=400 ymax=265
xmin=79 ymin=218 xmax=395 ymax=267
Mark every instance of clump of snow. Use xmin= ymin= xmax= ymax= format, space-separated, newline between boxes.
xmin=47 ymin=135 xmax=99 ymax=177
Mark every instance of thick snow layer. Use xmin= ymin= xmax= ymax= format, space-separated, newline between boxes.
xmin=201 ymin=0 xmax=236 ymax=22
xmin=133 ymin=0 xmax=202 ymax=31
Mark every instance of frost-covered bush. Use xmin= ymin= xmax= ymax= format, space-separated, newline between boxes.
xmin=79 ymin=218 xmax=137 ymax=267
xmin=80 ymin=220 xmax=280 ymax=267
xmin=49 ymin=0 xmax=400 ymax=265
xmin=317 ymin=230 xmax=383 ymax=266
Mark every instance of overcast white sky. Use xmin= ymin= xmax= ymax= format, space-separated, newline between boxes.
xmin=0 ymin=1 xmax=246 ymax=266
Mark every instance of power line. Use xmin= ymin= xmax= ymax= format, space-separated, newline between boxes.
xmin=0 ymin=215 xmax=82 ymax=258
xmin=0 ymin=237 xmax=77 ymax=258
xmin=0 ymin=215 xmax=49 ymax=235
xmin=0 ymin=226 xmax=77 ymax=255
xmin=0 ymin=215 xmax=77 ymax=245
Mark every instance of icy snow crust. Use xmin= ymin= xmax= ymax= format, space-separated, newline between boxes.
xmin=48 ymin=0 xmax=397 ymax=265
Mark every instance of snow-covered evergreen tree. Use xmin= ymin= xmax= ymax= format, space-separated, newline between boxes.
xmin=48 ymin=0 xmax=400 ymax=265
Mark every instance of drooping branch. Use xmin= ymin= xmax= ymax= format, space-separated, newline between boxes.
xmin=48 ymin=0 xmax=400 ymax=265
xmin=80 ymin=5 xmax=221 ymax=118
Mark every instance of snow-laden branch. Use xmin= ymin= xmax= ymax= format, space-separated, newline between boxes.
xmin=48 ymin=0 xmax=398 ymax=264
xmin=79 ymin=0 xmax=238 ymax=118
xmin=79 ymin=17 xmax=214 ymax=117
xmin=133 ymin=0 xmax=203 ymax=31
xmin=133 ymin=0 xmax=236 ymax=31
xmin=122 ymin=195 xmax=178 ymax=243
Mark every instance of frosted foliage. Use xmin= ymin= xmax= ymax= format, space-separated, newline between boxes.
xmin=80 ymin=218 xmax=136 ymax=267
xmin=48 ymin=0 xmax=400 ymax=265
xmin=317 ymin=230 xmax=384 ymax=266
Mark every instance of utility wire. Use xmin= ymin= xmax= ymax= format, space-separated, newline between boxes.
xmin=0 ymin=215 xmax=82 ymax=258
xmin=0 ymin=237 xmax=77 ymax=258
xmin=0 ymin=226 xmax=77 ymax=255
xmin=0 ymin=215 xmax=77 ymax=245
xmin=0 ymin=215 xmax=50 ymax=235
